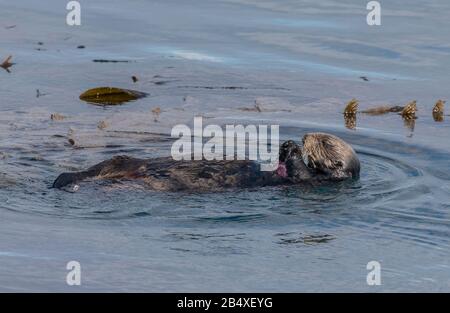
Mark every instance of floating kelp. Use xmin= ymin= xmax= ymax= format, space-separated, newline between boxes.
xmin=432 ymin=100 xmax=445 ymax=122
xmin=343 ymin=99 xmax=416 ymax=116
xmin=433 ymin=99 xmax=445 ymax=115
xmin=97 ymin=120 xmax=108 ymax=130
xmin=79 ymin=87 xmax=148 ymax=106
xmin=151 ymin=107 xmax=161 ymax=122
xmin=50 ymin=113 xmax=65 ymax=121
xmin=401 ymin=100 xmax=417 ymax=118
xmin=343 ymin=98 xmax=358 ymax=115
xmin=1 ymin=55 xmax=14 ymax=73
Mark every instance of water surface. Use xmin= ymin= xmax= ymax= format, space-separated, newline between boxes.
xmin=1 ymin=0 xmax=450 ymax=291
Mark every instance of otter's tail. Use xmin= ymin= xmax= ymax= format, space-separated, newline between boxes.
xmin=52 ymin=155 xmax=141 ymax=189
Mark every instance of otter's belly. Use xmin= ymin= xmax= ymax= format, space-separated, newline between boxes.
xmin=140 ymin=158 xmax=283 ymax=191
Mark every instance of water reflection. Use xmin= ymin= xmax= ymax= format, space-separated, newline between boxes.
xmin=276 ymin=232 xmax=335 ymax=246
xmin=403 ymin=116 xmax=416 ymax=133
xmin=344 ymin=113 xmax=357 ymax=130
xmin=433 ymin=112 xmax=444 ymax=122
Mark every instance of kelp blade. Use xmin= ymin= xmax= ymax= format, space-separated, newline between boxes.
xmin=79 ymin=87 xmax=147 ymax=105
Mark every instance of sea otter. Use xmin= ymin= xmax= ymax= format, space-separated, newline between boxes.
xmin=53 ymin=133 xmax=360 ymax=191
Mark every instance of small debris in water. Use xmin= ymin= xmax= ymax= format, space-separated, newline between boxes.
xmin=50 ymin=113 xmax=65 ymax=121
xmin=5 ymin=25 xmax=16 ymax=29
xmin=359 ymin=76 xmax=369 ymax=81
xmin=254 ymin=99 xmax=263 ymax=112
xmin=178 ymin=85 xmax=248 ymax=90
xmin=97 ymin=120 xmax=108 ymax=130
xmin=153 ymin=79 xmax=179 ymax=86
xmin=0 ymin=173 xmax=15 ymax=188
xmin=77 ymin=45 xmax=85 ymax=49
xmin=1 ymin=55 xmax=15 ymax=73
xmin=132 ymin=75 xmax=138 ymax=83
xmin=36 ymin=89 xmax=49 ymax=98
xmin=239 ymin=104 xmax=261 ymax=112
xmin=152 ymin=107 xmax=161 ymax=122
xmin=68 ymin=138 xmax=75 ymax=146
xmin=0 ymin=152 xmax=9 ymax=159
xmin=92 ymin=59 xmax=131 ymax=63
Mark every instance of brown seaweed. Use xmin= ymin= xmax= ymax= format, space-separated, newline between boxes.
xmin=79 ymin=87 xmax=148 ymax=106
xmin=1 ymin=55 xmax=14 ymax=73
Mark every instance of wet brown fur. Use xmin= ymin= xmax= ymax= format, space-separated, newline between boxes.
xmin=53 ymin=156 xmax=285 ymax=191
xmin=53 ymin=134 xmax=361 ymax=191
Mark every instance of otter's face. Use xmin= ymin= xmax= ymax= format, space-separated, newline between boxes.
xmin=279 ymin=140 xmax=302 ymax=163
xmin=301 ymin=133 xmax=360 ymax=179
xmin=277 ymin=140 xmax=302 ymax=178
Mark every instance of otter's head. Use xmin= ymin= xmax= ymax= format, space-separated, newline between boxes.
xmin=301 ymin=133 xmax=360 ymax=179
xmin=277 ymin=140 xmax=302 ymax=178
xmin=279 ymin=140 xmax=302 ymax=163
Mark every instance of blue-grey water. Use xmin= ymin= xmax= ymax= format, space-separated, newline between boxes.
xmin=1 ymin=0 xmax=450 ymax=292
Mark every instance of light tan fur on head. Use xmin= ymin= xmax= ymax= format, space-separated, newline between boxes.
xmin=301 ymin=132 xmax=360 ymax=178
